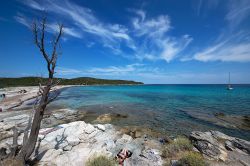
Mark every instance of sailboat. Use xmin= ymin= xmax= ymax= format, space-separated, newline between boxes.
xmin=227 ymin=72 xmax=233 ymax=90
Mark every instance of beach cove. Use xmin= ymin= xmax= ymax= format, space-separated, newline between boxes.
xmin=1 ymin=85 xmax=250 ymax=166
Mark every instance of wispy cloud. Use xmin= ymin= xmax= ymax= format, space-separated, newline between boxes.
xmin=56 ymin=67 xmax=82 ymax=75
xmin=23 ymin=0 xmax=45 ymax=11
xmin=16 ymin=0 xmax=249 ymax=64
xmin=195 ymin=0 xmax=219 ymax=16
xmin=14 ymin=14 xmax=30 ymax=27
xmin=193 ymin=34 xmax=250 ymax=62
xmin=16 ymin=1 xmax=192 ymax=62
xmin=88 ymin=63 xmax=145 ymax=75
xmin=131 ymin=10 xmax=192 ymax=62
xmin=56 ymin=63 xmax=157 ymax=77
xmin=48 ymin=23 xmax=82 ymax=39
xmin=132 ymin=11 xmax=170 ymax=37
xmin=55 ymin=65 xmax=247 ymax=84
xmin=190 ymin=0 xmax=250 ymax=62
xmin=197 ymin=0 xmax=203 ymax=16
xmin=19 ymin=0 xmax=133 ymax=54
xmin=191 ymin=32 xmax=250 ymax=62
xmin=14 ymin=13 xmax=82 ymax=39
xmin=226 ymin=0 xmax=250 ymax=30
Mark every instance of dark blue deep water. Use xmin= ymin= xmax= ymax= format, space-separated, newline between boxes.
xmin=51 ymin=85 xmax=250 ymax=140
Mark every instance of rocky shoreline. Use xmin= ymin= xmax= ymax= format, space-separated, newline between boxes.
xmin=0 ymin=87 xmax=249 ymax=165
xmin=0 ymin=120 xmax=163 ymax=165
xmin=0 ymin=108 xmax=249 ymax=165
xmin=190 ymin=131 xmax=250 ymax=166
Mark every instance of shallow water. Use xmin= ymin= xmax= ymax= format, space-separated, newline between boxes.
xmin=50 ymin=85 xmax=250 ymax=140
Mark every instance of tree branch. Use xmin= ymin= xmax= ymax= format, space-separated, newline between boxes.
xmin=50 ymin=24 xmax=63 ymax=77
xmin=33 ymin=19 xmax=51 ymax=69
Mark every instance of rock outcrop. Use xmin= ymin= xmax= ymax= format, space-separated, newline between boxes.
xmin=0 ymin=121 xmax=162 ymax=166
xmin=190 ymin=131 xmax=250 ymax=165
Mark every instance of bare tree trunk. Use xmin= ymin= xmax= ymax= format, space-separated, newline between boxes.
xmin=5 ymin=17 xmax=64 ymax=165
xmin=17 ymin=83 xmax=51 ymax=161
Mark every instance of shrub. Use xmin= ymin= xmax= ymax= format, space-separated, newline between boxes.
xmin=86 ymin=155 xmax=117 ymax=166
xmin=162 ymin=136 xmax=193 ymax=158
xmin=162 ymin=143 xmax=180 ymax=158
xmin=175 ymin=136 xmax=193 ymax=150
xmin=178 ymin=152 xmax=206 ymax=166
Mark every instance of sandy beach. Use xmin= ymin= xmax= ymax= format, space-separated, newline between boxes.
xmin=0 ymin=85 xmax=75 ymax=111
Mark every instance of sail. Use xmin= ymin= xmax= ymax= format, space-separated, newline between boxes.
xmin=227 ymin=72 xmax=233 ymax=90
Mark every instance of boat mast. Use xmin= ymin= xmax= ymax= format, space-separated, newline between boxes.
xmin=228 ymin=72 xmax=231 ymax=88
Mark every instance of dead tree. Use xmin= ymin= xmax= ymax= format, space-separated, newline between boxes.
xmin=2 ymin=17 xmax=63 ymax=164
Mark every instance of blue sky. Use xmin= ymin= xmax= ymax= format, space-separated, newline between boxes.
xmin=0 ymin=0 xmax=250 ymax=84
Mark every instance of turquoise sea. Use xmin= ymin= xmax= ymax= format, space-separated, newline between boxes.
xmin=50 ymin=85 xmax=250 ymax=140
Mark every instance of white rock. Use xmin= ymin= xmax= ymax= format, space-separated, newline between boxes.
xmin=85 ymin=124 xmax=95 ymax=134
xmin=105 ymin=140 xmax=116 ymax=151
xmin=63 ymin=145 xmax=72 ymax=151
xmin=40 ymin=121 xmax=86 ymax=150
xmin=0 ymin=122 xmax=13 ymax=132
xmin=2 ymin=114 xmax=29 ymax=126
xmin=95 ymin=124 xmax=105 ymax=131
xmin=39 ymin=149 xmax=63 ymax=162
xmin=122 ymin=134 xmax=132 ymax=142
xmin=67 ymin=136 xmax=79 ymax=146
xmin=116 ymin=134 xmax=133 ymax=147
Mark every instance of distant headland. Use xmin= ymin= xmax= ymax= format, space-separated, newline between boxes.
xmin=0 ymin=77 xmax=143 ymax=88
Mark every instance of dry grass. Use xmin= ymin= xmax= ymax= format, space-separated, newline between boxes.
xmin=162 ymin=136 xmax=193 ymax=158
xmin=86 ymin=155 xmax=117 ymax=166
xmin=178 ymin=151 xmax=206 ymax=166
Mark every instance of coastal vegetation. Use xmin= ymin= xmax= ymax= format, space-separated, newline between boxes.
xmin=178 ymin=152 xmax=206 ymax=166
xmin=86 ymin=155 xmax=117 ymax=166
xmin=0 ymin=77 xmax=143 ymax=88
xmin=162 ymin=136 xmax=193 ymax=158
xmin=162 ymin=136 xmax=205 ymax=166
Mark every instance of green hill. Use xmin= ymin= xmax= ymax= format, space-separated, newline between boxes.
xmin=0 ymin=77 xmax=143 ymax=88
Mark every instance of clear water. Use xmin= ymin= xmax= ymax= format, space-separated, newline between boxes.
xmin=51 ymin=85 xmax=250 ymax=140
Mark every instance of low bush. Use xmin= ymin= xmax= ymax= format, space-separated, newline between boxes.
xmin=175 ymin=136 xmax=193 ymax=150
xmin=162 ymin=136 xmax=193 ymax=158
xmin=86 ymin=155 xmax=117 ymax=166
xmin=178 ymin=152 xmax=206 ymax=166
xmin=162 ymin=143 xmax=180 ymax=158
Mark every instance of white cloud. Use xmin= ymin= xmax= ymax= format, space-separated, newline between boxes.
xmin=23 ymin=0 xmax=45 ymax=11
xmin=14 ymin=14 xmax=82 ymax=39
xmin=88 ymin=63 xmax=144 ymax=75
xmin=159 ymin=35 xmax=193 ymax=62
xmin=17 ymin=1 xmax=193 ymax=62
xmin=48 ymin=24 xmax=82 ymax=39
xmin=195 ymin=0 xmax=219 ymax=16
xmin=131 ymin=10 xmax=192 ymax=62
xmin=14 ymin=14 xmax=30 ymax=27
xmin=226 ymin=0 xmax=250 ymax=30
xmin=193 ymin=41 xmax=250 ymax=62
xmin=56 ymin=67 xmax=82 ymax=75
xmin=132 ymin=14 xmax=171 ymax=37
xmin=190 ymin=0 xmax=250 ymax=63
xmin=20 ymin=0 xmax=133 ymax=53
xmin=55 ymin=64 xmax=250 ymax=84
xmin=56 ymin=64 xmax=148 ymax=76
